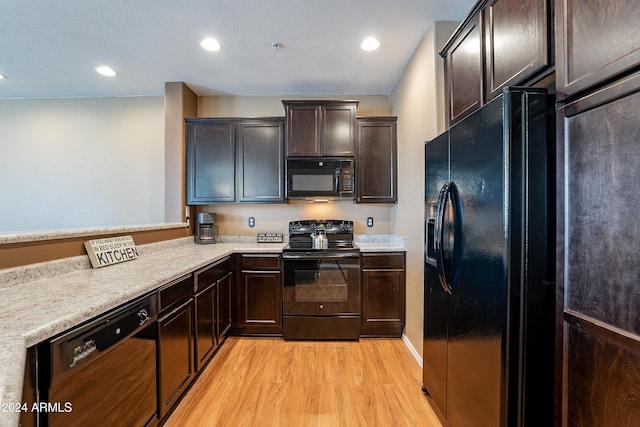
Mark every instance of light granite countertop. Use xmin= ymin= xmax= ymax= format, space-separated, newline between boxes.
xmin=0 ymin=234 xmax=405 ymax=427
xmin=0 ymin=222 xmax=188 ymax=245
xmin=354 ymin=235 xmax=406 ymax=252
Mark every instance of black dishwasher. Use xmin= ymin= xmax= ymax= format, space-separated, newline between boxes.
xmin=40 ymin=292 xmax=158 ymax=427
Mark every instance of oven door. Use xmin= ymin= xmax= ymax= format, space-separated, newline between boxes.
xmin=283 ymin=252 xmax=360 ymax=315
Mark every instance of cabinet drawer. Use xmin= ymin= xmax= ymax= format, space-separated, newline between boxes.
xmin=158 ymin=274 xmax=193 ymax=312
xmin=195 ymin=256 xmax=232 ymax=292
xmin=361 ymin=253 xmax=405 ymax=269
xmin=242 ymin=254 xmax=281 ymax=270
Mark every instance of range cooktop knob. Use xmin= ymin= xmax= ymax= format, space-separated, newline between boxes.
xmin=326 ymin=222 xmax=333 ymax=229
xmin=310 ymin=223 xmax=316 ymax=230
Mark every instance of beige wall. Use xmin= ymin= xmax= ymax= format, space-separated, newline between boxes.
xmin=197 ymin=95 xmax=391 ymax=117
xmin=201 ymin=201 xmax=393 ymax=237
xmin=389 ymin=21 xmax=459 ymax=359
xmin=194 ymin=94 xmax=395 ymax=236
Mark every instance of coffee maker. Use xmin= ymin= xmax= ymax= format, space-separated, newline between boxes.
xmin=194 ymin=212 xmax=219 ymax=244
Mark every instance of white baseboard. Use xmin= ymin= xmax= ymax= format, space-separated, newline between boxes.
xmin=402 ymin=333 xmax=423 ymax=368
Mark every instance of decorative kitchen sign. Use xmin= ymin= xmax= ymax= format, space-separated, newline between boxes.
xmin=84 ymin=235 xmax=139 ymax=269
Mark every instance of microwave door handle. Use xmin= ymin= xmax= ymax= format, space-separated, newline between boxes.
xmin=335 ymin=168 xmax=340 ymax=191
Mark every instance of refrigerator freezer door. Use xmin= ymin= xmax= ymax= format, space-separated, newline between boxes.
xmin=423 ymin=132 xmax=452 ymax=416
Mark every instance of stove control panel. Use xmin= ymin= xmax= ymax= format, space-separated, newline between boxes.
xmin=288 ymin=219 xmax=353 ymax=235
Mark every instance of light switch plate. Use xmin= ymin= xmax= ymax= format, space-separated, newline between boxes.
xmin=367 ymin=217 xmax=374 ymax=227
xmin=248 ymin=216 xmax=255 ymax=227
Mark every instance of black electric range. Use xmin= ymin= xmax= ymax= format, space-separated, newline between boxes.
xmin=282 ymin=219 xmax=361 ymax=340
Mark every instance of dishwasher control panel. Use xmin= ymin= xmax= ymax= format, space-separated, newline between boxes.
xmin=49 ymin=292 xmax=158 ymax=377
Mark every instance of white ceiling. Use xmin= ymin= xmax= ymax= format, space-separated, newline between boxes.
xmin=0 ymin=0 xmax=474 ymax=99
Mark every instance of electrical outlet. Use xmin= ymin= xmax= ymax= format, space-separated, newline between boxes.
xmin=248 ymin=216 xmax=255 ymax=227
xmin=367 ymin=217 xmax=374 ymax=227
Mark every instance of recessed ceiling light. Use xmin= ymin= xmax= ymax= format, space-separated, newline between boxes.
xmin=361 ymin=37 xmax=381 ymax=51
xmin=201 ymin=38 xmax=222 ymax=52
xmin=0 ymin=74 xmax=6 ymax=80
xmin=95 ymin=66 xmax=117 ymax=77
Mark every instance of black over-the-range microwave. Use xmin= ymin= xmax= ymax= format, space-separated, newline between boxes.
xmin=286 ymin=158 xmax=355 ymax=199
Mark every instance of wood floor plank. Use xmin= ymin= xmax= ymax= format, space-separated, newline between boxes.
xmin=163 ymin=337 xmax=443 ymax=427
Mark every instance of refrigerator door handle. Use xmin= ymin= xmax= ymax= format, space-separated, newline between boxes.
xmin=434 ymin=181 xmax=454 ymax=294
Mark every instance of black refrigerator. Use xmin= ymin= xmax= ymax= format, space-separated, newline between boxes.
xmin=423 ymin=87 xmax=555 ymax=427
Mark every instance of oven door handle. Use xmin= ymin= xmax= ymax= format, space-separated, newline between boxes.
xmin=282 ymin=252 xmax=360 ymax=259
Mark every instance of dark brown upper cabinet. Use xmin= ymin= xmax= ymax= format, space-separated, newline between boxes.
xmin=485 ymin=0 xmax=552 ymax=100
xmin=443 ymin=11 xmax=485 ymax=126
xmin=555 ymin=0 xmax=640 ymax=101
xmin=283 ymin=100 xmax=358 ymax=157
xmin=356 ymin=117 xmax=397 ymax=204
xmin=186 ymin=120 xmax=236 ymax=204
xmin=442 ymin=0 xmax=554 ymax=125
xmin=186 ymin=118 xmax=285 ymax=204
xmin=236 ymin=119 xmax=285 ymax=203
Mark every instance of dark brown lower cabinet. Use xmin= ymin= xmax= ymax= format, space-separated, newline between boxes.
xmin=194 ymin=257 xmax=233 ymax=371
xmin=194 ymin=282 xmax=216 ymax=371
xmin=556 ymin=71 xmax=640 ymax=427
xmin=156 ymin=273 xmax=195 ymax=420
xmin=235 ymin=254 xmax=282 ymax=335
xmin=217 ymin=271 xmax=233 ymax=338
xmin=20 ymin=347 xmax=37 ymax=427
xmin=360 ymin=252 xmax=406 ymax=337
xmin=157 ymin=298 xmax=194 ymax=419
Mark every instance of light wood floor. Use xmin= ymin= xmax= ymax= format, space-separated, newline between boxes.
xmin=164 ymin=337 xmax=443 ymax=427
